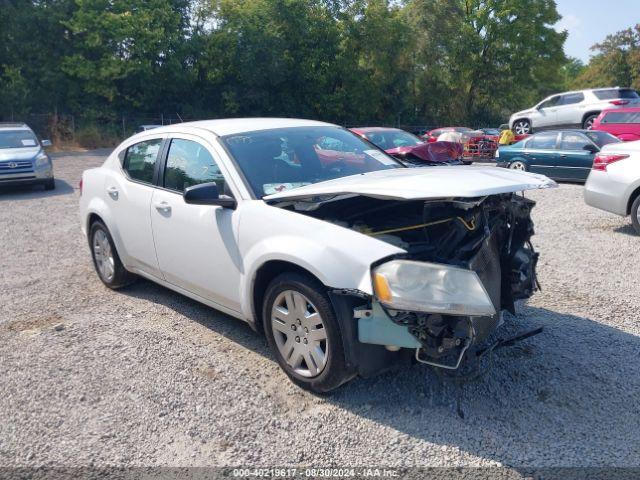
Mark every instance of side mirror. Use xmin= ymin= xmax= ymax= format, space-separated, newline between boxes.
xmin=41 ymin=139 xmax=52 ymax=147
xmin=183 ymin=182 xmax=236 ymax=209
xmin=583 ymin=144 xmax=598 ymax=154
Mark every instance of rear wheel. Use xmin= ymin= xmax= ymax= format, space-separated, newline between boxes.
xmin=509 ymin=161 xmax=528 ymax=171
xmin=89 ymin=220 xmax=136 ymax=289
xmin=631 ymin=195 xmax=640 ymax=235
xmin=583 ymin=114 xmax=598 ymax=130
xmin=263 ymin=272 xmax=350 ymax=393
xmin=513 ymin=120 xmax=531 ymax=135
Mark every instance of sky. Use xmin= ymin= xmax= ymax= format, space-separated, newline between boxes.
xmin=554 ymin=0 xmax=640 ymax=64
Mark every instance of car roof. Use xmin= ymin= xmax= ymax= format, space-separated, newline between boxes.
xmin=601 ymin=106 xmax=640 ymax=113
xmin=0 ymin=122 xmax=31 ymax=132
xmin=136 ymin=118 xmax=335 ymax=138
xmin=350 ymin=127 xmax=403 ymax=134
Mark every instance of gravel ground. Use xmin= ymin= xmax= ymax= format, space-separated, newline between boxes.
xmin=0 ymin=151 xmax=639 ymax=472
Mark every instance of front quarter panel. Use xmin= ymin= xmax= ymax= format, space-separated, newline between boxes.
xmin=237 ymin=201 xmax=405 ymax=321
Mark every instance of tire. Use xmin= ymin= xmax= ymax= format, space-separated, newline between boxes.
xmin=513 ymin=119 xmax=531 ymax=135
xmin=263 ymin=272 xmax=350 ymax=393
xmin=509 ymin=161 xmax=528 ymax=171
xmin=89 ymin=220 xmax=136 ymax=289
xmin=44 ymin=178 xmax=55 ymax=191
xmin=583 ymin=114 xmax=598 ymax=130
xmin=462 ymin=161 xmax=473 ymax=166
xmin=631 ymin=195 xmax=640 ymax=235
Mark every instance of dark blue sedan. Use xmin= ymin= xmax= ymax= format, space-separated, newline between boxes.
xmin=495 ymin=130 xmax=620 ymax=181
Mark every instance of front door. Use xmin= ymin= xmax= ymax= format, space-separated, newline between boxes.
xmin=533 ymin=95 xmax=560 ymax=129
xmin=556 ymin=132 xmax=596 ymax=181
xmin=150 ymin=135 xmax=243 ymax=313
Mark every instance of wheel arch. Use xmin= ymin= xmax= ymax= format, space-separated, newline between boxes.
xmin=251 ymin=260 xmax=329 ymax=335
xmin=582 ymin=111 xmax=601 ymax=125
xmin=627 ymin=184 xmax=640 ymax=215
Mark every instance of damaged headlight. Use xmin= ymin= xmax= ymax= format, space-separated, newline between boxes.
xmin=372 ymin=260 xmax=496 ymax=316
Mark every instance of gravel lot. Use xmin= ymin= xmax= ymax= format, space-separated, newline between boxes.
xmin=1 ymin=150 xmax=639 ymax=472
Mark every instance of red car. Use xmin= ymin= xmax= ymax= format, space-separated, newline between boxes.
xmin=349 ymin=127 xmax=462 ymax=165
xmin=423 ymin=127 xmax=498 ymax=160
xmin=591 ymin=107 xmax=640 ymax=142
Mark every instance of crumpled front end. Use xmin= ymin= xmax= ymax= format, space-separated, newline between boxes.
xmin=288 ymin=191 xmax=540 ymax=371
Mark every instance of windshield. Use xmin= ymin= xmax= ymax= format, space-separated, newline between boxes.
xmin=594 ymin=89 xmax=640 ymax=100
xmin=365 ymin=130 xmax=422 ymax=149
xmin=584 ymin=130 xmax=621 ymax=147
xmin=222 ymin=126 xmax=403 ymax=198
xmin=0 ymin=130 xmax=39 ymax=149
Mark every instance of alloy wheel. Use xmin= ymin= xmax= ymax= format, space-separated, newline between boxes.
xmin=514 ymin=121 xmax=530 ymax=135
xmin=93 ymin=229 xmax=115 ymax=282
xmin=510 ymin=161 xmax=526 ymax=171
xmin=271 ymin=290 xmax=328 ymax=378
xmin=585 ymin=117 xmax=595 ymax=130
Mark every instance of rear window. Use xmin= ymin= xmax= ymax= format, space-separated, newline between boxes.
xmin=584 ymin=131 xmax=621 ymax=147
xmin=601 ymin=111 xmax=640 ymax=124
xmin=593 ymin=89 xmax=640 ymax=100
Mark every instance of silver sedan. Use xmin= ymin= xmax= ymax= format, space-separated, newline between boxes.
xmin=584 ymin=140 xmax=640 ymax=234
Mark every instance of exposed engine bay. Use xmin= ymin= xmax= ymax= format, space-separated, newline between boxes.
xmin=279 ymin=193 xmax=540 ymax=369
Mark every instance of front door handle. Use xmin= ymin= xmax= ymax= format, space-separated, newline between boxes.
xmin=154 ymin=201 xmax=172 ymax=214
xmin=106 ymin=186 xmax=119 ymax=199
xmin=560 ymin=154 xmax=567 ymax=158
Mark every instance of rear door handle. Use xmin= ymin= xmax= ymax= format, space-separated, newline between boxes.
xmin=154 ymin=201 xmax=172 ymax=214
xmin=106 ymin=186 xmax=118 ymax=199
xmin=560 ymin=154 xmax=567 ymax=158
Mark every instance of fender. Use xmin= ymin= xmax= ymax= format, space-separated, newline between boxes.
xmin=236 ymin=201 xmax=404 ymax=322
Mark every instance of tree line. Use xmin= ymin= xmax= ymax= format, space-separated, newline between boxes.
xmin=0 ymin=0 xmax=638 ymax=136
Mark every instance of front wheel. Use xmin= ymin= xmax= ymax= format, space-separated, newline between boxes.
xmin=513 ymin=119 xmax=531 ymax=135
xmin=509 ymin=161 xmax=528 ymax=171
xmin=583 ymin=114 xmax=598 ymax=130
xmin=44 ymin=178 xmax=55 ymax=191
xmin=263 ymin=272 xmax=351 ymax=393
xmin=631 ymin=195 xmax=640 ymax=235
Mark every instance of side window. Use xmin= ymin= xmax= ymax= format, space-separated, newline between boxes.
xmin=163 ymin=139 xmax=226 ymax=193
xmin=560 ymin=133 xmax=590 ymax=151
xmin=527 ymin=133 xmax=558 ymax=149
xmin=538 ymin=96 xmax=560 ymax=109
xmin=558 ymin=93 xmax=584 ymax=105
xmin=123 ymin=139 xmax=162 ymax=184
xmin=602 ymin=111 xmax=640 ymax=124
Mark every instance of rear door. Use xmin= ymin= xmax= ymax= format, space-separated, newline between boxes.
xmin=524 ymin=132 xmax=560 ymax=176
xmin=556 ymin=132 xmax=596 ymax=181
xmin=105 ymin=137 xmax=164 ymax=277
xmin=555 ymin=92 xmax=585 ymax=128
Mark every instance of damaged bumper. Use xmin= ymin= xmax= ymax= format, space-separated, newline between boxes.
xmin=355 ymin=194 xmax=540 ymax=370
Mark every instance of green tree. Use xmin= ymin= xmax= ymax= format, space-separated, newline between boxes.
xmin=574 ymin=24 xmax=640 ymax=90
xmin=61 ymin=0 xmax=192 ymax=114
xmin=407 ymin=0 xmax=567 ymax=125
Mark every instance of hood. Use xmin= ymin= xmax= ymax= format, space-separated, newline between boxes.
xmin=264 ymin=166 xmax=557 ymax=202
xmin=0 ymin=147 xmax=40 ymax=161
xmin=511 ymin=109 xmax=536 ymax=120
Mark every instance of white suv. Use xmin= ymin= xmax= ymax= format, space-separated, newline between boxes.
xmin=509 ymin=87 xmax=640 ymax=135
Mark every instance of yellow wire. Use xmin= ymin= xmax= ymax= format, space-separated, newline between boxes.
xmin=367 ymin=215 xmax=477 ymax=237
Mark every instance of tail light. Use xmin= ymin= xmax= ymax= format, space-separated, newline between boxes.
xmin=592 ymin=153 xmax=629 ymax=171
xmin=609 ymin=100 xmax=630 ymax=106
xmin=79 ymin=178 xmax=83 ymax=196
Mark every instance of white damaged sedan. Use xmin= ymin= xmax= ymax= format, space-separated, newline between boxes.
xmin=79 ymin=118 xmax=556 ymax=392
